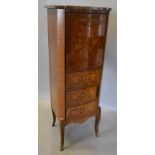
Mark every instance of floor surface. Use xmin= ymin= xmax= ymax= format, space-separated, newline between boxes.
xmin=38 ymin=99 xmax=117 ymax=155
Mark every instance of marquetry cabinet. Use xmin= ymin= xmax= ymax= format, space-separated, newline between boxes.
xmin=46 ymin=5 xmax=111 ymax=151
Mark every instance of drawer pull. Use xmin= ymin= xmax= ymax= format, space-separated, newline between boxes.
xmin=81 ymin=93 xmax=86 ymax=97
xmin=83 ymin=75 xmax=88 ymax=81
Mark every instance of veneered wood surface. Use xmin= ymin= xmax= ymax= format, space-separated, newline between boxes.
xmin=66 ymin=101 xmax=97 ymax=124
xmin=66 ymin=13 xmax=107 ymax=72
xmin=47 ymin=6 xmax=111 ymax=150
xmin=48 ymin=9 xmax=65 ymax=120
xmin=66 ymin=86 xmax=97 ymax=107
xmin=66 ymin=69 xmax=101 ymax=90
xmin=95 ymin=106 xmax=101 ymax=137
xmin=45 ymin=5 xmax=111 ymax=14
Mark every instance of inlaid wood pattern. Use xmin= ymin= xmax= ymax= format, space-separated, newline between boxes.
xmin=66 ymin=101 xmax=97 ymax=124
xmin=66 ymin=69 xmax=101 ymax=90
xmin=66 ymin=13 xmax=107 ymax=72
xmin=66 ymin=86 xmax=97 ymax=107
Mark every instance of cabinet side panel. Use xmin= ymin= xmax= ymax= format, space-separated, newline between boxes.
xmin=47 ymin=9 xmax=65 ymax=120
xmin=57 ymin=9 xmax=65 ymax=120
xmin=98 ymin=13 xmax=110 ymax=104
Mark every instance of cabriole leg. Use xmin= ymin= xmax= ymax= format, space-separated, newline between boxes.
xmin=52 ymin=109 xmax=56 ymax=127
xmin=59 ymin=120 xmax=65 ymax=151
xmin=95 ymin=106 xmax=101 ymax=137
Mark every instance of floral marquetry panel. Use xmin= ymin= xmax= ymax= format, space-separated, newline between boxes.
xmin=66 ymin=86 xmax=97 ymax=107
xmin=66 ymin=101 xmax=97 ymax=124
xmin=66 ymin=13 xmax=107 ymax=72
xmin=66 ymin=69 xmax=102 ymax=90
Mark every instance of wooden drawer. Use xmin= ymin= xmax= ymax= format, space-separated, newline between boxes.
xmin=66 ymin=101 xmax=97 ymax=124
xmin=66 ymin=69 xmax=101 ymax=90
xmin=66 ymin=87 xmax=97 ymax=107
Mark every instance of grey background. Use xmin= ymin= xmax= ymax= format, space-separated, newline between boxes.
xmin=38 ymin=0 xmax=117 ymax=111
xmin=38 ymin=1 xmax=117 ymax=154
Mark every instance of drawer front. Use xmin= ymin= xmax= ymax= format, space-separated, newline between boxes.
xmin=66 ymin=87 xmax=97 ymax=107
xmin=66 ymin=101 xmax=97 ymax=124
xmin=66 ymin=13 xmax=107 ymax=72
xmin=66 ymin=69 xmax=101 ymax=90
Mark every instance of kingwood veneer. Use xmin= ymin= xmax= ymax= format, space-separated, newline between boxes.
xmin=46 ymin=5 xmax=111 ymax=151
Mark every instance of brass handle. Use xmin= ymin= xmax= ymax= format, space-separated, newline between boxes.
xmin=83 ymin=75 xmax=88 ymax=81
xmin=81 ymin=93 xmax=86 ymax=97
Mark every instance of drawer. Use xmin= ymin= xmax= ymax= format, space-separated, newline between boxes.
xmin=66 ymin=69 xmax=101 ymax=90
xmin=66 ymin=87 xmax=97 ymax=107
xmin=66 ymin=101 xmax=97 ymax=124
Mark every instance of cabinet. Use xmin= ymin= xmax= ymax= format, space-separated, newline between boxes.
xmin=46 ymin=5 xmax=111 ymax=151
